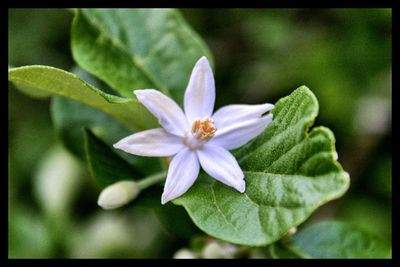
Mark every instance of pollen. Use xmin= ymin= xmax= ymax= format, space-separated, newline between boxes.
xmin=192 ymin=117 xmax=217 ymax=141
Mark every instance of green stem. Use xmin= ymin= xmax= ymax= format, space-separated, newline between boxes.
xmin=137 ymin=171 xmax=167 ymax=190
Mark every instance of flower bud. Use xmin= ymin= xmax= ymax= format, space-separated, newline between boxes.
xmin=288 ymin=227 xmax=297 ymax=236
xmin=202 ymin=240 xmax=238 ymax=258
xmin=173 ymin=248 xmax=197 ymax=259
xmin=97 ymin=180 xmax=140 ymax=209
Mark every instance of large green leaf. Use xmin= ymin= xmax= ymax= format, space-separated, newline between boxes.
xmin=174 ymin=86 xmax=350 ymax=246
xmin=71 ymin=8 xmax=213 ymax=104
xmin=8 ymin=65 xmax=156 ymax=131
xmin=284 ymin=221 xmax=392 ymax=258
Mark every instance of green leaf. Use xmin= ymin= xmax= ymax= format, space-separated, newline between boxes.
xmin=71 ymin=8 xmax=213 ymax=104
xmin=83 ymin=128 xmax=143 ymax=188
xmin=51 ymin=96 xmax=126 ymax=159
xmin=269 ymin=242 xmax=301 ymax=259
xmin=9 ymin=81 xmax=52 ymax=99
xmin=336 ymin=195 xmax=392 ymax=242
xmin=174 ymin=86 xmax=350 ymax=246
xmin=285 ymin=221 xmax=392 ymax=258
xmin=153 ymin=204 xmax=202 ymax=239
xmin=8 ymin=65 xmax=157 ymax=131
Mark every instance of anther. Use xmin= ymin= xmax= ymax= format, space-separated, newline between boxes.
xmin=191 ymin=117 xmax=217 ymax=141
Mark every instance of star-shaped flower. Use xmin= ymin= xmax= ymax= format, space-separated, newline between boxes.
xmin=114 ymin=57 xmax=274 ymax=204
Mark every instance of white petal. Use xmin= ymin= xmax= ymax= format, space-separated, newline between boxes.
xmin=162 ymin=148 xmax=200 ymax=204
xmin=197 ymin=145 xmax=245 ymax=193
xmin=212 ymin=103 xmax=274 ymax=129
xmin=184 ymin=57 xmax=216 ymax=123
xmin=113 ymin=128 xmax=184 ymax=157
xmin=210 ymin=114 xmax=273 ymax=150
xmin=134 ymin=89 xmax=189 ymax=136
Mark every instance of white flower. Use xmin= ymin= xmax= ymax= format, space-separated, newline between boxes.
xmin=114 ymin=57 xmax=274 ymax=204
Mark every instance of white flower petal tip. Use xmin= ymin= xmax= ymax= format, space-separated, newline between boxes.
xmin=161 ymin=192 xmax=179 ymax=205
xmin=262 ymin=103 xmax=275 ymax=110
xmin=184 ymin=56 xmax=216 ymax=123
xmin=97 ymin=181 xmax=140 ymax=210
xmin=161 ymin=149 xmax=200 ymax=205
xmin=196 ymin=56 xmax=210 ymax=64
xmin=113 ymin=142 xmax=122 ymax=149
xmin=212 ymin=102 xmax=274 ymax=131
xmin=229 ymin=173 xmax=245 ymax=193
xmin=197 ymin=145 xmax=245 ymax=193
xmin=161 ymin=193 xmax=178 ymax=205
xmin=161 ymin=195 xmax=168 ymax=205
xmin=197 ymin=56 xmax=211 ymax=67
xmin=236 ymin=180 xmax=246 ymax=193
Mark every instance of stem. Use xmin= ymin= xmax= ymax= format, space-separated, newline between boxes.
xmin=137 ymin=171 xmax=167 ymax=190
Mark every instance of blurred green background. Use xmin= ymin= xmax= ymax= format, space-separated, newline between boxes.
xmin=8 ymin=8 xmax=391 ymax=258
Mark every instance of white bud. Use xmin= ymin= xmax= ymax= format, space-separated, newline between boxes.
xmin=97 ymin=180 xmax=140 ymax=209
xmin=202 ymin=241 xmax=237 ymax=259
xmin=173 ymin=248 xmax=197 ymax=259
xmin=288 ymin=227 xmax=297 ymax=236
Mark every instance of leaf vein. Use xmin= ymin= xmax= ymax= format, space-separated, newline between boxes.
xmin=210 ymin=183 xmax=241 ymax=235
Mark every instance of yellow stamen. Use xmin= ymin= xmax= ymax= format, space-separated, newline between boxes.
xmin=191 ymin=117 xmax=217 ymax=141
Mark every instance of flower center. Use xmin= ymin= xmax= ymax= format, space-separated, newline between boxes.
xmin=191 ymin=117 xmax=217 ymax=141
xmin=183 ymin=117 xmax=217 ymax=150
